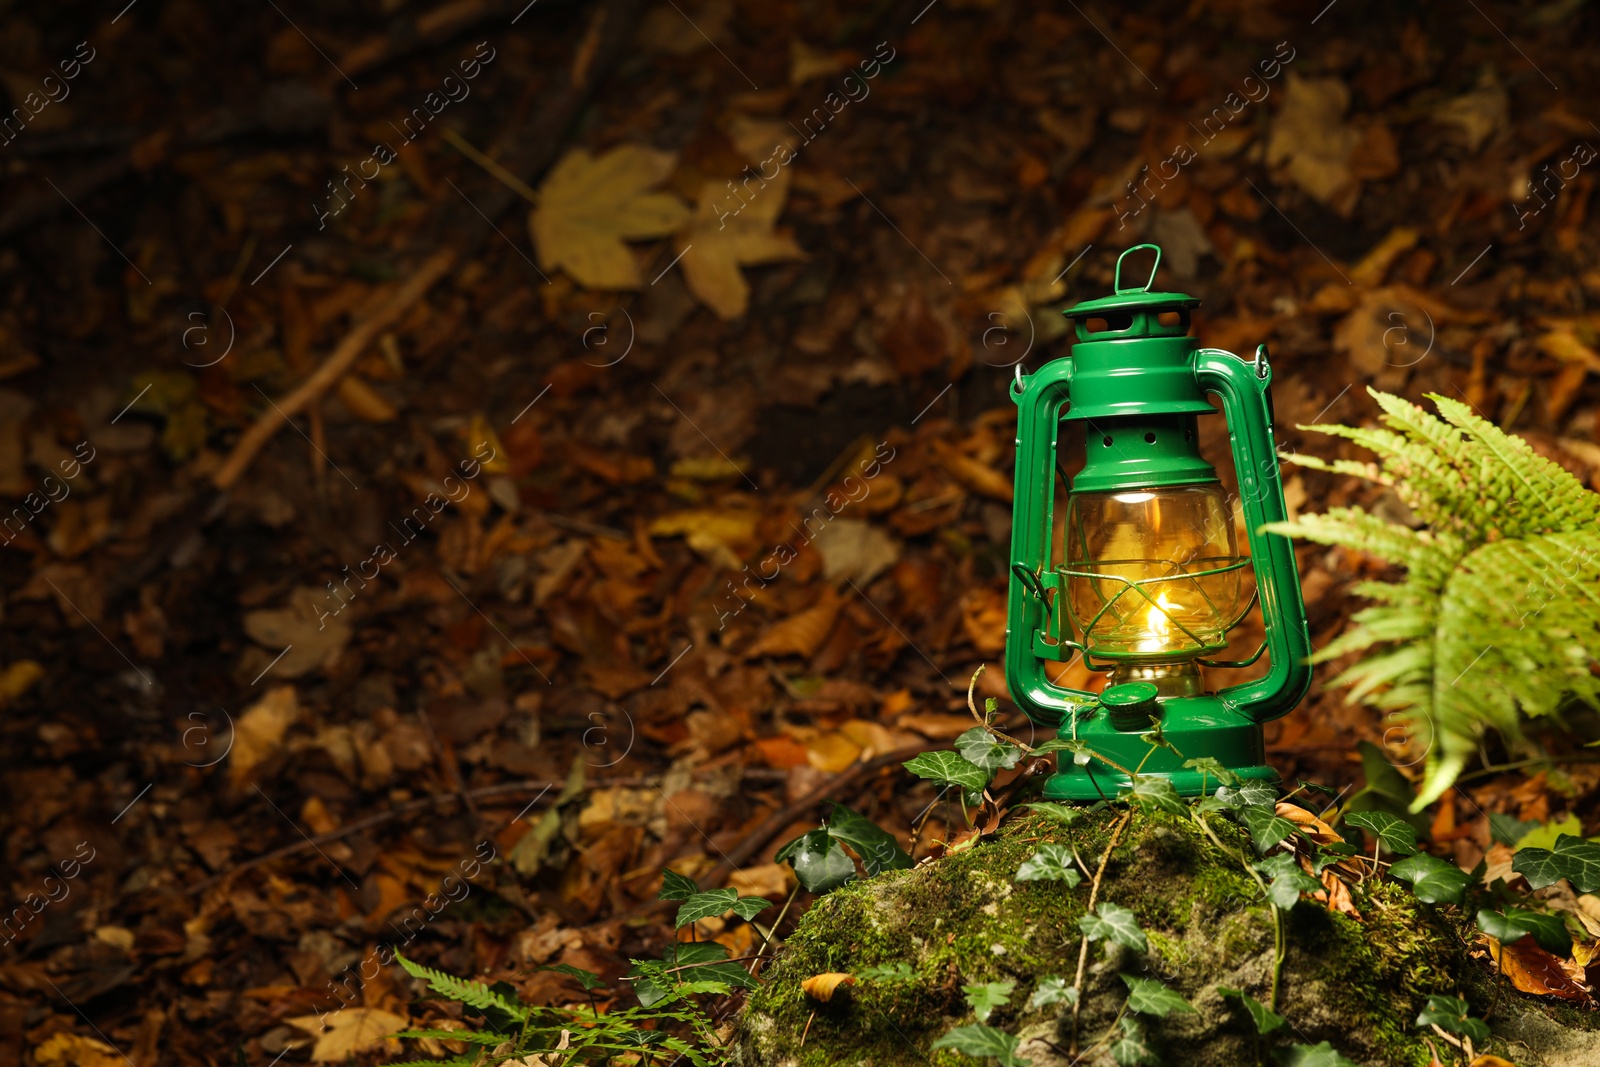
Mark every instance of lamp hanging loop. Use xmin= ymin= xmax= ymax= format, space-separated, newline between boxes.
xmin=1113 ymin=243 xmax=1163 ymax=294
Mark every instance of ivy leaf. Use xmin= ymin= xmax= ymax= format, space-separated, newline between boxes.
xmin=1217 ymin=986 xmax=1285 ymax=1035
xmin=1183 ymin=756 xmax=1240 ymax=788
xmin=1512 ymin=834 xmax=1600 ymax=893
xmin=675 ymin=888 xmax=737 ymax=928
xmin=1237 ymin=806 xmax=1299 ymax=853
xmin=1255 ymin=853 xmax=1323 ymax=910
xmin=1110 ymin=1015 xmax=1158 ymax=1067
xmin=538 ymin=963 xmax=605 ymax=991
xmin=1279 ymin=1041 xmax=1362 ymax=1067
xmin=1343 ymin=811 xmax=1419 ymax=856
xmin=1078 ymin=902 xmax=1147 ymax=952
xmin=962 ymin=981 xmax=1014 ymax=1023
xmin=1415 ymin=994 xmax=1490 ymax=1044
xmin=775 ymin=828 xmax=857 ymax=893
xmin=1120 ymin=974 xmax=1195 ymax=1018
xmin=730 ymin=896 xmax=772 ymax=921
xmin=1126 ymin=777 xmax=1187 ymax=816
xmin=1479 ymin=908 xmax=1569 ymax=954
xmin=825 ymin=803 xmax=913 ymax=875
xmin=1215 ymin=782 xmax=1277 ymax=810
xmin=956 ymin=727 xmax=1024 ymax=772
xmin=1034 ymin=737 xmax=1096 ymax=767
xmin=1311 ymin=843 xmax=1359 ymax=874
xmin=904 ymin=750 xmax=992 ymax=793
xmin=1488 ymin=811 xmax=1541 ymax=847
xmin=1021 ymin=802 xmax=1082 ymax=825
xmin=930 ymin=1025 xmax=1031 ymax=1067
xmin=857 ymin=962 xmax=918 ymax=984
xmin=658 ymin=869 xmax=699 ymax=902
xmin=1028 ymin=975 xmax=1076 ymax=1010
xmin=1388 ymin=852 xmax=1471 ymax=905
xmin=629 ymin=942 xmax=752 ymax=1008
xmin=1015 ymin=844 xmax=1083 ymax=886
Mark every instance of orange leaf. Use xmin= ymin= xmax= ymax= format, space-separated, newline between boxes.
xmin=1488 ymin=935 xmax=1593 ymax=1003
xmin=1468 ymin=1057 xmax=1516 ymax=1067
xmin=1276 ymin=802 xmax=1342 ymax=845
xmin=745 ymin=589 xmax=842 ymax=659
xmin=801 ymin=972 xmax=856 ymax=1002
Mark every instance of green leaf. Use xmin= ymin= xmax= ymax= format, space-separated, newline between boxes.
xmin=956 ymin=727 xmax=1024 ymax=771
xmin=931 ymin=1024 xmax=1031 ymax=1066
xmin=1255 ymin=852 xmax=1322 ymax=910
xmin=1346 ymin=740 xmax=1424 ymax=831
xmin=1126 ymin=776 xmax=1187 ymax=815
xmin=1183 ymin=756 xmax=1240 ymax=788
xmin=775 ymin=828 xmax=857 ymax=893
xmin=658 ymin=867 xmax=700 ymax=901
xmin=904 ymin=750 xmax=992 ymax=792
xmin=1120 ymin=974 xmax=1195 ymax=1018
xmin=1110 ymin=1015 xmax=1158 ymax=1067
xmin=825 ymin=803 xmax=913 ymax=875
xmin=675 ymin=888 xmax=737 ymax=928
xmin=1311 ymin=843 xmax=1359 ymax=874
xmin=1415 ymin=994 xmax=1490 ymax=1044
xmin=1476 ymin=907 xmax=1531 ymax=945
xmin=1279 ymin=1042 xmax=1362 ymax=1067
xmin=857 ymin=962 xmax=918 ymax=984
xmin=1387 ymin=852 xmax=1471 ymax=905
xmin=1343 ymin=811 xmax=1419 ymax=856
xmin=1015 ymin=844 xmax=1083 ymax=885
xmin=394 ymin=953 xmax=528 ymax=1021
xmin=730 ymin=895 xmax=772 ymax=921
xmin=1217 ymin=986 xmax=1285 ymax=1035
xmin=1033 ymin=737 xmax=1096 ymax=767
xmin=1021 ymin=802 xmax=1082 ymax=825
xmin=1489 ymin=811 xmax=1542 ymax=847
xmin=538 ymin=963 xmax=605 ymax=991
xmin=629 ymin=942 xmax=753 ymax=1008
xmin=1215 ymin=782 xmax=1277 ymax=810
xmin=962 ymin=980 xmax=1014 ymax=1023
xmin=1028 ymin=975 xmax=1076 ymax=1010
xmin=1513 ymin=833 xmax=1600 ymax=893
xmin=1237 ymin=806 xmax=1298 ymax=853
xmin=1078 ymin=902 xmax=1147 ymax=952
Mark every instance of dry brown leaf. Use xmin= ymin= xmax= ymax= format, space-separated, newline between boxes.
xmin=1276 ymin=802 xmax=1343 ymax=845
xmin=746 ymin=589 xmax=842 ymax=659
xmin=676 ymin=169 xmax=806 ymax=320
xmin=33 ymin=1033 xmax=125 ymax=1067
xmin=1316 ymin=867 xmax=1363 ymax=920
xmin=1266 ymin=74 xmax=1363 ymax=213
xmin=0 ymin=659 xmax=44 ymax=708
xmin=960 ymin=587 xmax=1007 ymax=657
xmin=934 ymin=441 xmax=1012 ymax=502
xmin=229 ymin=685 xmax=299 ymax=786
xmin=242 ymin=586 xmax=352 ymax=678
xmin=1487 ymin=934 xmax=1593 ymax=1003
xmin=1468 ymin=1057 xmax=1516 ymax=1067
xmin=801 ymin=972 xmax=856 ymax=1002
xmin=286 ymin=1008 xmax=408 ymax=1061
xmin=1537 ymin=328 xmax=1600 ymax=373
xmin=530 ymin=144 xmax=690 ymax=290
xmin=1349 ymin=227 xmax=1419 ymax=288
xmin=814 ymin=519 xmax=900 ymax=588
xmin=335 ymin=375 xmax=397 ymax=422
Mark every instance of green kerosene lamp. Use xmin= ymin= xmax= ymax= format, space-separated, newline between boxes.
xmin=1004 ymin=244 xmax=1312 ymax=799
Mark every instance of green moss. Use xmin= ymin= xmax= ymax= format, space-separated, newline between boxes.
xmin=734 ymin=808 xmax=1600 ymax=1066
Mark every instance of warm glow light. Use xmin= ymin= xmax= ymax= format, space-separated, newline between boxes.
xmin=1135 ymin=591 xmax=1177 ymax=654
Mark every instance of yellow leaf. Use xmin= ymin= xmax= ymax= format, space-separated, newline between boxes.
xmin=746 ymin=589 xmax=842 ymax=659
xmin=805 ymin=731 xmax=862 ymax=773
xmin=287 ymin=1008 xmax=408 ymax=1062
xmin=0 ymin=659 xmax=44 ymax=706
xmin=464 ymin=413 xmax=511 ymax=474
xmin=33 ymin=1033 xmax=125 ymax=1067
xmin=335 ymin=375 xmax=397 ymax=422
xmin=529 ymin=144 xmax=690 ymax=290
xmin=801 ymin=972 xmax=856 ymax=1002
xmin=1468 ymin=1058 xmax=1516 ymax=1067
xmin=677 ymin=170 xmax=806 ymax=320
xmin=229 ymin=684 xmax=299 ymax=786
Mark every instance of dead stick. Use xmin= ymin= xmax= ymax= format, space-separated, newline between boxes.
xmin=1070 ymin=809 xmax=1134 ymax=1057
xmin=212 ymin=248 xmax=455 ymax=491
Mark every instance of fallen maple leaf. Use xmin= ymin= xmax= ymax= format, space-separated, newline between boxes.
xmin=287 ymin=1008 xmax=408 ymax=1061
xmin=676 ymin=168 xmax=806 ymax=320
xmin=802 ymin=972 xmax=856 ymax=1002
xmin=529 ymin=144 xmax=690 ymax=289
xmin=242 ymin=585 xmax=352 ymax=678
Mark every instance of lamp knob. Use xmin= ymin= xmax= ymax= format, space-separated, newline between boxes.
xmin=1099 ymin=681 xmax=1161 ymax=731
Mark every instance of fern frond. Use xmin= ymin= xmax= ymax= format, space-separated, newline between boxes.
xmin=1290 ymin=391 xmax=1600 ymax=809
xmin=394 ymin=953 xmax=528 ymax=1022
xmin=396 ymin=1029 xmax=507 ymax=1045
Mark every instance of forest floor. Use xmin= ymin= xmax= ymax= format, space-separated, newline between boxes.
xmin=4 ymin=0 xmax=1600 ymax=1063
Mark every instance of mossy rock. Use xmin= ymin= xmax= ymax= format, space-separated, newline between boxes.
xmin=734 ymin=807 xmax=1600 ymax=1066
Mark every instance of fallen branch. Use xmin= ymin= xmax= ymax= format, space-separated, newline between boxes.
xmin=212 ymin=248 xmax=455 ymax=491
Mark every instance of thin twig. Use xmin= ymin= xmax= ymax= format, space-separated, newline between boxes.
xmin=212 ymin=249 xmax=456 ymax=490
xmin=1070 ymin=808 xmax=1134 ymax=1056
